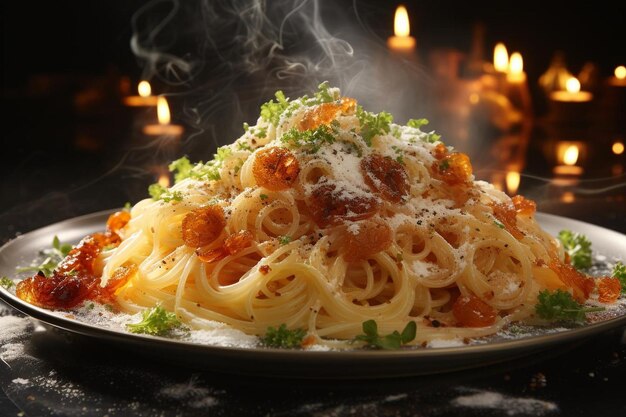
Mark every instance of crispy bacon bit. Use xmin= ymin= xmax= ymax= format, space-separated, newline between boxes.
xmin=360 ymin=154 xmax=410 ymax=203
xmin=432 ymin=143 xmax=448 ymax=160
xmin=307 ymin=183 xmax=379 ymax=228
xmin=106 ymin=211 xmax=131 ymax=234
xmin=259 ymin=265 xmax=271 ymax=275
xmin=224 ymin=230 xmax=254 ymax=255
xmin=342 ymin=220 xmax=392 ymax=262
xmin=16 ymin=232 xmax=123 ymax=309
xmin=196 ymin=231 xmax=254 ymax=264
xmin=16 ymin=271 xmax=98 ymax=309
xmin=98 ymin=264 xmax=137 ymax=300
xmin=253 ymin=147 xmax=300 ymax=191
xmin=597 ymin=277 xmax=621 ymax=303
xmin=548 ymin=260 xmax=595 ymax=303
xmin=196 ymin=247 xmax=228 ymax=264
xmin=299 ymin=97 xmax=356 ymax=131
xmin=431 ymin=152 xmax=473 ymax=186
xmin=492 ymin=202 xmax=524 ymax=239
xmin=181 ymin=205 xmax=226 ymax=248
xmin=452 ymin=294 xmax=497 ymax=327
xmin=512 ymin=195 xmax=536 ymax=216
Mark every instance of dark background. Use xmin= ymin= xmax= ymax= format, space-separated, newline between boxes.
xmin=1 ymin=0 xmax=625 ymax=238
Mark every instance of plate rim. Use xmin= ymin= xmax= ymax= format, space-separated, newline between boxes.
xmin=1 ymin=209 xmax=625 ymax=361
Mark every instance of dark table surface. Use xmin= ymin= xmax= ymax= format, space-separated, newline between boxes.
xmin=1 ymin=89 xmax=625 ymax=417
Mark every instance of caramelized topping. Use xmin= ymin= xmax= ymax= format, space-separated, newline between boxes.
xmin=548 ymin=260 xmax=595 ymax=303
xmin=253 ymin=147 xmax=300 ymax=191
xmin=597 ymin=277 xmax=621 ymax=303
xmin=16 ymin=232 xmax=124 ymax=309
xmin=452 ymin=294 xmax=497 ymax=327
xmin=196 ymin=231 xmax=254 ymax=264
xmin=512 ymin=195 xmax=536 ymax=216
xmin=432 ymin=152 xmax=473 ymax=186
xmin=106 ymin=211 xmax=131 ymax=234
xmin=360 ymin=154 xmax=409 ymax=203
xmin=432 ymin=143 xmax=448 ymax=160
xmin=492 ymin=202 xmax=524 ymax=239
xmin=181 ymin=205 xmax=226 ymax=248
xmin=342 ymin=220 xmax=392 ymax=262
xmin=299 ymin=97 xmax=356 ymax=131
xmin=307 ymin=183 xmax=379 ymax=228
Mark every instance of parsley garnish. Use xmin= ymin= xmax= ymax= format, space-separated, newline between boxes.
xmin=16 ymin=235 xmax=73 ymax=277
xmin=407 ymin=118 xmax=429 ymax=129
xmin=278 ymin=235 xmax=292 ymax=245
xmin=126 ymin=305 xmax=185 ymax=336
xmin=424 ymin=132 xmax=442 ymax=143
xmin=260 ymin=90 xmax=290 ymax=126
xmin=260 ymin=194 xmax=269 ymax=201
xmin=148 ymin=184 xmax=183 ymax=203
xmin=356 ymin=106 xmax=393 ymax=146
xmin=261 ymin=324 xmax=306 ymax=348
xmin=237 ymin=142 xmax=253 ymax=152
xmin=612 ymin=262 xmax=626 ymax=293
xmin=354 ymin=320 xmax=417 ymax=350
xmin=281 ymin=125 xmax=335 ymax=152
xmin=535 ymin=289 xmax=604 ymax=323
xmin=123 ymin=202 xmax=132 ymax=211
xmin=0 ymin=276 xmax=14 ymax=289
xmin=439 ymin=159 xmax=450 ymax=171
xmin=558 ymin=230 xmax=592 ymax=270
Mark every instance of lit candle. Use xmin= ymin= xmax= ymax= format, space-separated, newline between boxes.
xmin=143 ymin=96 xmax=184 ymax=137
xmin=387 ymin=5 xmax=416 ymax=57
xmin=504 ymin=52 xmax=532 ymax=116
xmin=609 ymin=65 xmax=626 ymax=87
xmin=493 ymin=43 xmax=509 ymax=73
xmin=550 ymin=77 xmax=593 ymax=102
xmin=505 ymin=171 xmax=521 ymax=195
xmin=553 ymin=143 xmax=583 ymax=176
xmin=548 ymin=77 xmax=593 ymax=124
xmin=123 ymin=81 xmax=159 ymax=107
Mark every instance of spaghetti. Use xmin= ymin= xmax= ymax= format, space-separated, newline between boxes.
xmin=16 ymin=84 xmax=618 ymax=347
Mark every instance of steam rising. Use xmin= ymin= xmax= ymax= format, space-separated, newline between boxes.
xmin=129 ymin=0 xmax=430 ymax=158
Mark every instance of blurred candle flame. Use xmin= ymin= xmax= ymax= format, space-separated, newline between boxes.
xmin=509 ymin=52 xmax=523 ymax=75
xmin=158 ymin=173 xmax=171 ymax=188
xmin=493 ymin=43 xmax=509 ymax=72
xmin=613 ymin=141 xmax=624 ymax=155
xmin=505 ymin=171 xmax=520 ymax=195
xmin=157 ymin=96 xmax=171 ymax=125
xmin=563 ymin=145 xmax=579 ymax=166
xmin=565 ymin=77 xmax=581 ymax=94
xmin=138 ymin=81 xmax=151 ymax=97
xmin=394 ymin=5 xmax=410 ymax=37
xmin=615 ymin=66 xmax=626 ymax=80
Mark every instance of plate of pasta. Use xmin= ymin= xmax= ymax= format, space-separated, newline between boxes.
xmin=1 ymin=84 xmax=625 ymax=378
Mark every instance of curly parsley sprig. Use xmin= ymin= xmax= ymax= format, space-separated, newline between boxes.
xmin=613 ymin=262 xmax=626 ymax=294
xmin=126 ymin=305 xmax=186 ymax=336
xmin=354 ymin=320 xmax=417 ymax=350
xmin=558 ymin=230 xmax=592 ymax=270
xmin=261 ymin=324 xmax=306 ymax=348
xmin=535 ymin=290 xmax=604 ymax=323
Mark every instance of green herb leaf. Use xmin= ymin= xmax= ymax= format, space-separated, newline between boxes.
xmin=354 ymin=320 xmax=417 ymax=350
xmin=356 ymin=106 xmax=393 ymax=146
xmin=535 ymin=289 xmax=604 ymax=323
xmin=16 ymin=235 xmax=73 ymax=277
xmin=612 ymin=262 xmax=626 ymax=294
xmin=0 ymin=276 xmax=14 ymax=289
xmin=148 ymin=184 xmax=183 ymax=203
xmin=261 ymin=324 xmax=306 ymax=348
xmin=494 ymin=220 xmax=505 ymax=229
xmin=558 ymin=230 xmax=592 ymax=270
xmin=439 ymin=159 xmax=450 ymax=171
xmin=281 ymin=125 xmax=336 ymax=152
xmin=123 ymin=202 xmax=132 ymax=211
xmin=260 ymin=194 xmax=269 ymax=201
xmin=407 ymin=118 xmax=429 ymax=129
xmin=260 ymin=90 xmax=290 ymax=126
xmin=126 ymin=305 xmax=185 ymax=336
